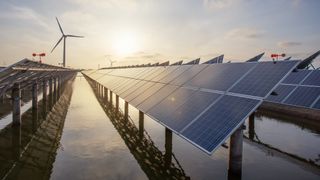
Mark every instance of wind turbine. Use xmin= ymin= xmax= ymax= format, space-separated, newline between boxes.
xmin=51 ymin=17 xmax=84 ymax=67
xmin=106 ymin=55 xmax=116 ymax=67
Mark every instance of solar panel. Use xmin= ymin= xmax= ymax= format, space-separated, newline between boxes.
xmin=138 ymin=85 xmax=179 ymax=112
xmin=230 ymin=61 xmax=299 ymax=97
xmin=119 ymin=80 xmax=146 ymax=97
xmin=301 ymin=70 xmax=320 ymax=86
xmin=283 ymin=86 xmax=320 ymax=107
xmin=129 ymin=83 xmax=165 ymax=107
xmin=265 ymin=84 xmax=296 ymax=103
xmin=185 ymin=63 xmax=255 ymax=91
xmin=151 ymin=66 xmax=179 ymax=82
xmin=170 ymin=64 xmax=208 ymax=86
xmin=181 ymin=95 xmax=260 ymax=153
xmin=282 ymin=70 xmax=312 ymax=84
xmin=312 ymin=99 xmax=320 ymax=109
xmin=83 ymin=60 xmax=299 ymax=155
xmin=159 ymin=65 xmax=191 ymax=84
xmin=149 ymin=91 xmax=221 ymax=132
xmin=124 ymin=81 xmax=153 ymax=101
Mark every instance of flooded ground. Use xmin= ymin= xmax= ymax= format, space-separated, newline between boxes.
xmin=0 ymin=75 xmax=319 ymax=179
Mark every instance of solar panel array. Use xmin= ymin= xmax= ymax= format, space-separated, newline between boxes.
xmin=0 ymin=59 xmax=76 ymax=97
xmin=203 ymin=55 xmax=224 ymax=64
xmin=83 ymin=60 xmax=299 ymax=154
xmin=266 ymin=69 xmax=320 ymax=110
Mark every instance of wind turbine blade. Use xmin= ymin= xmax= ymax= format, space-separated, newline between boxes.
xmin=66 ymin=35 xmax=84 ymax=38
xmin=51 ymin=36 xmax=64 ymax=53
xmin=56 ymin=17 xmax=64 ymax=35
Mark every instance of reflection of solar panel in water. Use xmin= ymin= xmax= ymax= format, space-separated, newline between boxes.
xmin=182 ymin=95 xmax=260 ymax=153
xmin=186 ymin=63 xmax=255 ymax=91
xmin=265 ymin=85 xmax=296 ymax=103
xmin=301 ymin=70 xmax=320 ymax=86
xmin=230 ymin=61 xmax=298 ymax=97
xmin=282 ymin=70 xmax=312 ymax=84
xmin=283 ymin=86 xmax=320 ymax=107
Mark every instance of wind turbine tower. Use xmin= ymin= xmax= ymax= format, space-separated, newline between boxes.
xmin=51 ymin=17 xmax=84 ymax=67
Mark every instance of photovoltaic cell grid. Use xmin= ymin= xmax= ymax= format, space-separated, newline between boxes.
xmin=82 ymin=60 xmax=299 ymax=154
xmin=265 ymin=85 xmax=296 ymax=103
xmin=266 ymin=69 xmax=320 ymax=110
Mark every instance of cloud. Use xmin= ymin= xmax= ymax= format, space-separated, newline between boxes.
xmin=277 ymin=41 xmax=302 ymax=48
xmin=225 ymin=28 xmax=265 ymax=39
xmin=0 ymin=5 xmax=49 ymax=29
xmin=203 ymin=0 xmax=235 ymax=10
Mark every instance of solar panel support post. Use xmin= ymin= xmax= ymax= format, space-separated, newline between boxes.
xmin=49 ymin=78 xmax=53 ymax=109
xmin=110 ymin=91 xmax=113 ymax=104
xmin=104 ymin=87 xmax=108 ymax=102
xmin=42 ymin=80 xmax=47 ymax=115
xmin=12 ymin=83 xmax=21 ymax=126
xmin=53 ymin=77 xmax=57 ymax=102
xmin=124 ymin=101 xmax=129 ymax=120
xmin=139 ymin=111 xmax=144 ymax=138
xmin=116 ymin=95 xmax=119 ymax=110
xmin=248 ymin=113 xmax=255 ymax=140
xmin=164 ymin=128 xmax=173 ymax=167
xmin=32 ymin=81 xmax=38 ymax=124
xmin=228 ymin=124 xmax=244 ymax=177
xmin=57 ymin=76 xmax=61 ymax=98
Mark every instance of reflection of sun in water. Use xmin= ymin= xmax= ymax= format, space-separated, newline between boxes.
xmin=113 ymin=32 xmax=139 ymax=56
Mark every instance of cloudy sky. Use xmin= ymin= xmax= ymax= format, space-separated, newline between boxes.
xmin=0 ymin=0 xmax=319 ymax=68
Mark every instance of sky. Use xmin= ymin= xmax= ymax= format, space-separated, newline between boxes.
xmin=0 ymin=0 xmax=319 ymax=69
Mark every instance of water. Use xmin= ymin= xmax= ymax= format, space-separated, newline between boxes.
xmin=0 ymin=76 xmax=319 ymax=179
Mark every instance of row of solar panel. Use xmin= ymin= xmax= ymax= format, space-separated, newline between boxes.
xmin=83 ymin=61 xmax=298 ymax=154
xmin=281 ymin=70 xmax=320 ymax=86
xmin=85 ymin=71 xmax=261 ymax=153
xmin=90 ymin=61 xmax=299 ymax=99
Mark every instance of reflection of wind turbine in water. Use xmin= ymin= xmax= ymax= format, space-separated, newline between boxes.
xmin=51 ymin=17 xmax=84 ymax=67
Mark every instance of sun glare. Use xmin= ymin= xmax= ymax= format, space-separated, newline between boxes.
xmin=113 ymin=32 xmax=139 ymax=56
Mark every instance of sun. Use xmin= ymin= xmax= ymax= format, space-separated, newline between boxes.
xmin=113 ymin=32 xmax=139 ymax=56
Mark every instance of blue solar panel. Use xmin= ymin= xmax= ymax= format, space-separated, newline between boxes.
xmin=265 ymin=85 xmax=296 ymax=103
xmin=282 ymin=70 xmax=311 ymax=84
xmin=170 ymin=64 xmax=208 ymax=86
xmin=182 ymin=95 xmax=260 ymax=153
xmin=185 ymin=63 xmax=255 ymax=91
xmin=159 ymin=66 xmax=191 ymax=84
xmin=151 ymin=66 xmax=179 ymax=82
xmin=301 ymin=70 xmax=320 ymax=86
xmin=312 ymin=99 xmax=320 ymax=109
xmin=149 ymin=91 xmax=221 ymax=132
xmin=119 ymin=80 xmax=147 ymax=97
xmin=130 ymin=83 xmax=165 ymax=107
xmin=123 ymin=81 xmax=153 ymax=101
xmin=230 ymin=61 xmax=299 ymax=97
xmin=284 ymin=86 xmax=320 ymax=107
xmin=138 ymin=85 xmax=179 ymax=112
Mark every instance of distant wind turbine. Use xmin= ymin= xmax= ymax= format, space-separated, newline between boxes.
xmin=51 ymin=17 xmax=84 ymax=67
xmin=106 ymin=55 xmax=116 ymax=67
